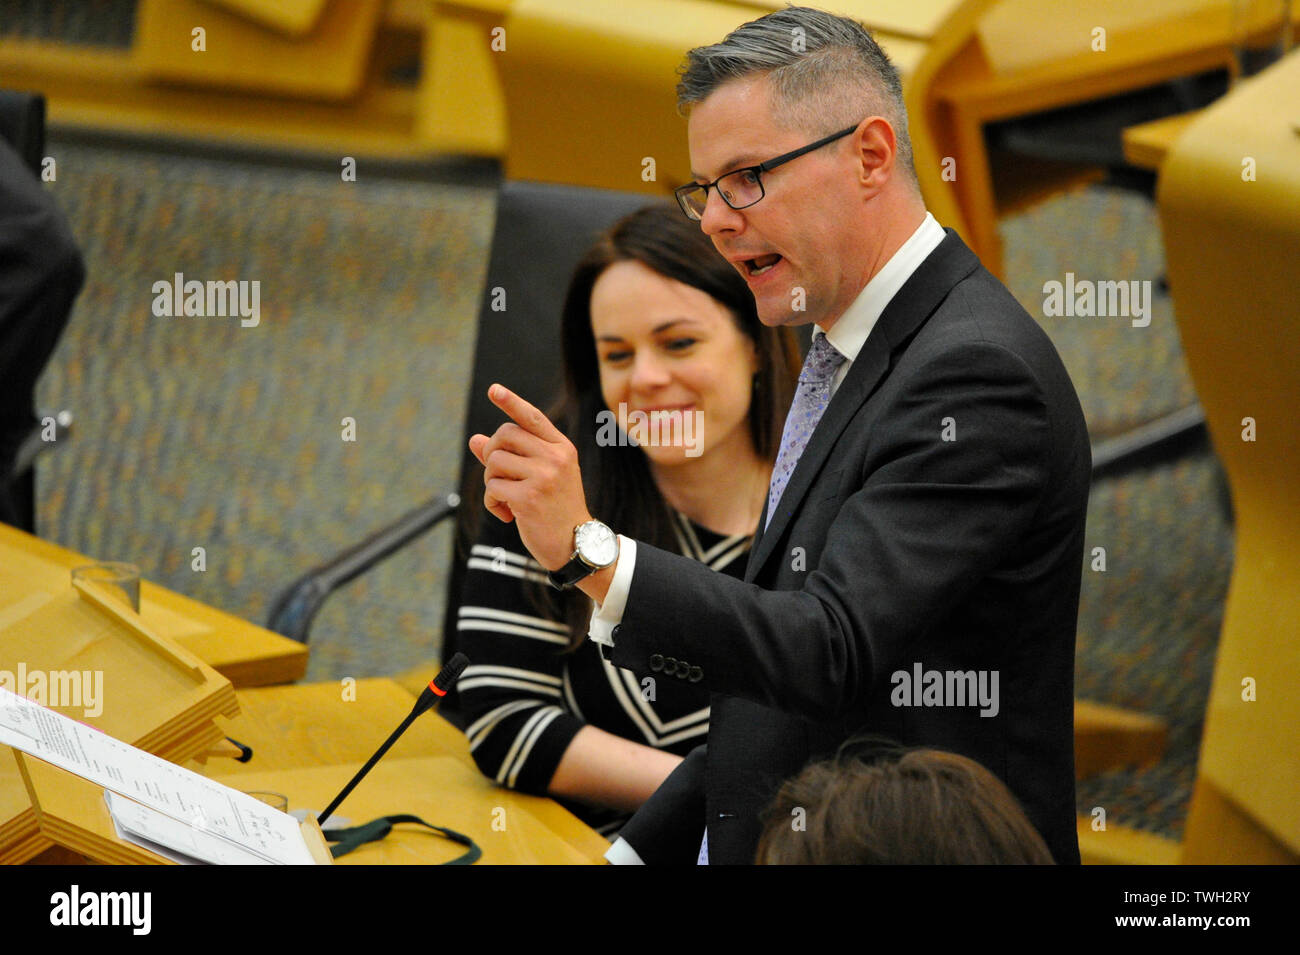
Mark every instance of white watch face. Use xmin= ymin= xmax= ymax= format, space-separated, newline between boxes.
xmin=575 ymin=521 xmax=618 ymax=568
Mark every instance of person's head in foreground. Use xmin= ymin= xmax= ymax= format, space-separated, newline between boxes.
xmin=756 ymin=739 xmax=1056 ymax=864
xmin=674 ymin=6 xmax=925 ymax=332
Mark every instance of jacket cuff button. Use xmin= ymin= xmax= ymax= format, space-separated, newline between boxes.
xmin=648 ymin=653 xmax=664 ymax=672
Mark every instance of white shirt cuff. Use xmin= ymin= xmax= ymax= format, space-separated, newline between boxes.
xmin=604 ymin=836 xmax=646 ymax=865
xmin=587 ymin=535 xmax=636 ymax=647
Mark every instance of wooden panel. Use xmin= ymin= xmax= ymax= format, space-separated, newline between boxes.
xmin=0 ymin=580 xmax=238 ymax=760
xmin=874 ymin=33 xmax=929 ymax=80
xmin=503 ymin=0 xmax=748 ymax=192
xmin=1 ymin=526 xmax=248 ymax=863
xmin=1074 ymin=700 xmax=1168 ymax=778
xmin=3 ymin=593 xmax=198 ymax=752
xmin=1183 ymin=778 xmax=1300 ymax=864
xmin=390 ymin=660 xmax=441 ymax=699
xmin=205 ymin=0 xmax=330 ymax=37
xmin=915 ymin=0 xmax=1250 ymax=275
xmin=416 ymin=4 xmax=508 ymax=155
xmin=1076 ymin=814 xmax=1182 ymax=865
xmin=135 ymin=0 xmax=384 ymax=100
xmin=19 ymin=756 xmax=171 ymax=865
xmin=740 ymin=0 xmax=964 ymax=41
xmin=1158 ymin=52 xmax=1300 ymax=854
xmin=978 ymin=0 xmax=1227 ymax=77
xmin=0 ymin=524 xmax=307 ymax=688
xmin=213 ymin=757 xmax=609 ymax=863
xmin=16 ymin=751 xmax=334 ymax=865
xmin=208 ymin=679 xmax=609 ymax=863
xmin=0 ymin=39 xmax=428 ymax=158
xmin=502 ymin=0 xmax=930 ymax=193
xmin=0 ymin=750 xmax=45 ymax=865
xmin=213 ymin=679 xmax=463 ymax=773
xmin=435 ymin=0 xmax=515 ymax=19
xmin=1122 ymin=110 xmax=1200 ymax=170
xmin=904 ymin=1 xmax=997 ymax=273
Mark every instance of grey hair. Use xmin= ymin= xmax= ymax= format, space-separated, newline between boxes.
xmin=677 ymin=6 xmax=916 ymax=182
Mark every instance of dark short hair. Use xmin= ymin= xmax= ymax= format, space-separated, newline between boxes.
xmin=756 ymin=739 xmax=1056 ymax=864
xmin=677 ymin=6 xmax=916 ymax=184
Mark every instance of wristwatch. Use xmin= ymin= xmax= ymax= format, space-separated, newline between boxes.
xmin=547 ymin=520 xmax=619 ymax=590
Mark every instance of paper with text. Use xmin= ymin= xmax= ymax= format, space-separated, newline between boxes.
xmin=0 ymin=686 xmax=313 ymax=864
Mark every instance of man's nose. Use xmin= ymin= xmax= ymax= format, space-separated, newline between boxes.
xmin=699 ymin=187 xmax=744 ymax=237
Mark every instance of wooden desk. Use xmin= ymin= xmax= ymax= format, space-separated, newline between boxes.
xmin=1122 ymin=111 xmax=1201 ymax=171
xmin=1157 ymin=51 xmax=1300 ymax=863
xmin=499 ymin=0 xmax=938 ymax=195
xmin=0 ymin=524 xmax=307 ymax=687
xmin=0 ymin=0 xmax=509 ymax=159
xmin=210 ymin=679 xmax=610 ymax=864
xmin=919 ymin=0 xmax=1299 ymax=277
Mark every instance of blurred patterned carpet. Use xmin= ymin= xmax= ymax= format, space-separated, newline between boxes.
xmin=26 ymin=125 xmax=1230 ymax=844
xmin=34 ymin=139 xmax=497 ymax=683
xmin=1003 ymin=184 xmax=1199 ymax=439
xmin=0 ymin=0 xmax=136 ymax=47
xmin=1004 ymin=187 xmax=1232 ymax=841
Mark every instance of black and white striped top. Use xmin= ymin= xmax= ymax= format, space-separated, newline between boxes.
xmin=457 ymin=510 xmax=752 ymax=836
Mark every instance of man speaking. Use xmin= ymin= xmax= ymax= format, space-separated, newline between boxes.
xmin=470 ymin=7 xmax=1090 ymax=864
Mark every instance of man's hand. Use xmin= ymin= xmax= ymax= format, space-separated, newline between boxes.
xmin=468 ymin=384 xmax=592 ymax=571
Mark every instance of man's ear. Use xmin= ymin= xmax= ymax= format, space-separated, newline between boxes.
xmin=854 ymin=116 xmax=897 ymax=194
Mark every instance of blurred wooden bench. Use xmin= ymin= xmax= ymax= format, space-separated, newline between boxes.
xmin=908 ymin=0 xmax=1294 ymax=277
xmin=1155 ymin=50 xmax=1300 ymax=865
xmin=0 ymin=523 xmax=307 ymax=688
xmin=497 ymin=0 xmax=935 ymax=195
xmin=1078 ymin=52 xmax=1300 ymax=864
xmin=209 ymin=679 xmax=609 ymax=863
xmin=0 ymin=0 xmax=509 ymax=158
xmin=1122 ymin=110 xmax=1201 ymax=171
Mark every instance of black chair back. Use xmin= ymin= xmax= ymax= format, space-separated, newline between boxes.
xmin=440 ymin=181 xmax=656 ymax=667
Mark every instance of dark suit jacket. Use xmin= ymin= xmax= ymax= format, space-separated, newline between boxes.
xmin=609 ymin=230 xmax=1090 ymax=865
xmin=0 ymin=135 xmax=84 ymax=530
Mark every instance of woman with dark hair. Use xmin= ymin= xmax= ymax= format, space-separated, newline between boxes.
xmin=456 ymin=203 xmax=800 ymax=835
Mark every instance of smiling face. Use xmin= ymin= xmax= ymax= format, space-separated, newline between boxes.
xmin=687 ymin=74 xmax=876 ymax=332
xmin=590 ymin=259 xmax=759 ymax=468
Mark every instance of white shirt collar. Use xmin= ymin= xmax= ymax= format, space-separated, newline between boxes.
xmin=816 ymin=211 xmax=946 ymax=363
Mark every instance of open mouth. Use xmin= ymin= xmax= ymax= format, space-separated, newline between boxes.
xmin=743 ymin=253 xmax=783 ymax=276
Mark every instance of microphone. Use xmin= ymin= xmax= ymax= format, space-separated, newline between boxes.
xmin=316 ymin=652 xmax=469 ymax=826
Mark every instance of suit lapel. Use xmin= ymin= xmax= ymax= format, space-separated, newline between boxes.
xmin=745 ymin=230 xmax=981 ymax=583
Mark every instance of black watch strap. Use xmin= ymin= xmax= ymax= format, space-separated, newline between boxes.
xmin=547 ymin=553 xmax=593 ymax=591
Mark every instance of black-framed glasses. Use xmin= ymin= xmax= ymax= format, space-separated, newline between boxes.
xmin=674 ymin=123 xmax=859 ymax=221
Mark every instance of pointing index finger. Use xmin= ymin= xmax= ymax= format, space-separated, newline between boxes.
xmin=489 ymin=384 xmax=564 ymax=443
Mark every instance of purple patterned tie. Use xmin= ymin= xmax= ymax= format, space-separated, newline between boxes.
xmin=697 ymin=337 xmax=845 ymax=865
xmin=766 ymin=333 xmax=846 ymax=529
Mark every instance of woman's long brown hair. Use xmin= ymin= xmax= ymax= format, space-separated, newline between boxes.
xmin=467 ymin=203 xmax=800 ymax=649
